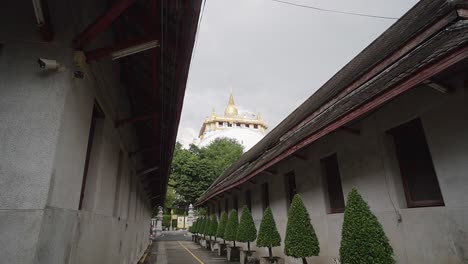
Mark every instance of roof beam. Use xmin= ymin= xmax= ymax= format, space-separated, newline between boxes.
xmin=137 ymin=166 xmax=159 ymax=176
xmin=73 ymin=0 xmax=137 ymax=49
xmin=423 ymin=80 xmax=451 ymax=94
xmin=86 ymin=38 xmax=160 ymax=62
xmin=114 ymin=112 xmax=159 ymax=128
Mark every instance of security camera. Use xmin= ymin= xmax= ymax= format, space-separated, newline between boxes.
xmin=37 ymin=58 xmax=61 ymax=70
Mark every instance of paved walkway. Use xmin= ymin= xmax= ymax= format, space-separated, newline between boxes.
xmin=144 ymin=231 xmax=238 ymax=264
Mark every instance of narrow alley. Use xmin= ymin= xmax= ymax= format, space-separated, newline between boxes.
xmin=143 ymin=231 xmax=238 ymax=264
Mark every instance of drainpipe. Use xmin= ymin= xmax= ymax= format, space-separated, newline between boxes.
xmin=32 ymin=0 xmax=54 ymax=41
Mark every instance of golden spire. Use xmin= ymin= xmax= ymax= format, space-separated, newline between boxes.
xmin=224 ymin=90 xmax=239 ymax=117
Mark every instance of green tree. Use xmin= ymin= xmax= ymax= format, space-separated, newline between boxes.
xmin=236 ymin=206 xmax=257 ymax=252
xmin=169 ymin=139 xmax=243 ymax=207
xmin=284 ymin=194 xmax=319 ymax=264
xmin=217 ymin=212 xmax=229 ymax=243
xmin=199 ymin=217 xmax=206 ymax=236
xmin=191 ymin=220 xmax=198 ymax=234
xmin=204 ymin=217 xmax=212 ymax=239
xmin=162 ymin=215 xmax=171 ymax=229
xmin=209 ymin=215 xmax=219 ymax=240
xmin=340 ymin=189 xmax=395 ymax=264
xmin=224 ymin=210 xmax=239 ymax=247
xmin=257 ymin=208 xmax=281 ymax=260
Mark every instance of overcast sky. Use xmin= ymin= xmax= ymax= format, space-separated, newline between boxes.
xmin=177 ymin=0 xmax=419 ymax=146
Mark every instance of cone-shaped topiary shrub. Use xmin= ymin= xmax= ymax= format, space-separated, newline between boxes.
xmin=204 ymin=216 xmax=212 ymax=239
xmin=340 ymin=188 xmax=395 ymax=264
xmin=192 ymin=220 xmax=200 ymax=235
xmin=209 ymin=215 xmax=219 ymax=241
xmin=217 ymin=211 xmax=229 ymax=243
xmin=284 ymin=194 xmax=319 ymax=264
xmin=199 ymin=217 xmax=206 ymax=236
xmin=236 ymin=206 xmax=257 ymax=252
xmin=224 ymin=210 xmax=239 ymax=247
xmin=257 ymin=207 xmax=281 ymax=259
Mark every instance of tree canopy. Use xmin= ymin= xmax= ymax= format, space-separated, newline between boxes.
xmin=217 ymin=212 xmax=229 ymax=240
xmin=340 ymin=189 xmax=395 ymax=264
xmin=209 ymin=215 xmax=219 ymax=239
xmin=224 ymin=210 xmax=239 ymax=243
xmin=237 ymin=206 xmax=257 ymax=251
xmin=284 ymin=194 xmax=319 ymax=263
xmin=169 ymin=139 xmax=244 ymax=207
xmin=257 ymin=207 xmax=281 ymax=249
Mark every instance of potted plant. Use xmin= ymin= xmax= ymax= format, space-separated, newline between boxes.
xmin=237 ymin=206 xmax=259 ymax=264
xmin=192 ymin=220 xmax=200 ymax=243
xmin=257 ymin=208 xmax=282 ymax=264
xmin=284 ymin=194 xmax=319 ymax=264
xmin=209 ymin=215 xmax=219 ymax=251
xmin=340 ymin=189 xmax=395 ymax=264
xmin=216 ymin=212 xmax=229 ymax=256
xmin=225 ymin=209 xmax=240 ymax=262
xmin=198 ymin=217 xmax=206 ymax=246
xmin=204 ymin=216 xmax=212 ymax=250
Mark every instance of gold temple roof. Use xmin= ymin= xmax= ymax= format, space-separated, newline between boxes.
xmin=198 ymin=92 xmax=268 ymax=138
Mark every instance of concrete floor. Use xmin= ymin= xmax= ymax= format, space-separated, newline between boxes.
xmin=145 ymin=231 xmax=238 ymax=264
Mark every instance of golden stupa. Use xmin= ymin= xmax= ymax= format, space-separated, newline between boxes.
xmin=198 ymin=92 xmax=268 ymax=143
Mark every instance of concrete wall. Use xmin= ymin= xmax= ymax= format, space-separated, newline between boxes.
xmin=210 ymin=74 xmax=468 ymax=263
xmin=0 ymin=1 xmax=152 ymax=263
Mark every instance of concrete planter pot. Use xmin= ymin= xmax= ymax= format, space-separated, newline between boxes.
xmin=217 ymin=243 xmax=227 ymax=256
xmin=240 ymin=250 xmax=259 ymax=264
xmin=205 ymin=240 xmax=212 ymax=250
xmin=226 ymin=246 xmax=241 ymax=262
xmin=199 ymin=238 xmax=206 ymax=247
xmin=210 ymin=240 xmax=219 ymax=252
xmin=260 ymin=257 xmax=284 ymax=264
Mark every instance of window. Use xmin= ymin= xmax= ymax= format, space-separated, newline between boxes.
xmin=225 ymin=198 xmax=229 ymax=212
xmin=254 ymin=124 xmax=258 ymax=129
xmin=388 ymin=119 xmax=444 ymax=207
xmin=79 ymin=104 xmax=105 ymax=210
xmin=285 ymin=171 xmax=297 ymax=205
xmin=321 ymin=154 xmax=345 ymax=213
xmin=262 ymin=183 xmax=269 ymax=212
xmin=236 ymin=123 xmax=241 ymax=127
xmin=228 ymin=123 xmax=233 ymax=127
xmin=245 ymin=190 xmax=252 ymax=211
xmin=113 ymin=150 xmax=124 ymax=217
xmin=233 ymin=195 xmax=239 ymax=211
xmin=218 ymin=121 xmax=223 ymax=126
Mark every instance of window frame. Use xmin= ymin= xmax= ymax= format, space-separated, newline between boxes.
xmin=261 ymin=183 xmax=269 ymax=212
xmin=321 ymin=153 xmax=345 ymax=214
xmin=388 ymin=118 xmax=444 ymax=208
xmin=284 ymin=170 xmax=297 ymax=205
xmin=79 ymin=103 xmax=105 ymax=210
xmin=245 ymin=190 xmax=252 ymax=211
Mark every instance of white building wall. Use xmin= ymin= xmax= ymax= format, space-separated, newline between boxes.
xmin=215 ymin=74 xmax=468 ymax=263
xmin=0 ymin=1 xmax=152 ymax=263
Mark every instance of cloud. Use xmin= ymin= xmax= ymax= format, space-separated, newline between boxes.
xmin=178 ymin=0 xmax=418 ymax=144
